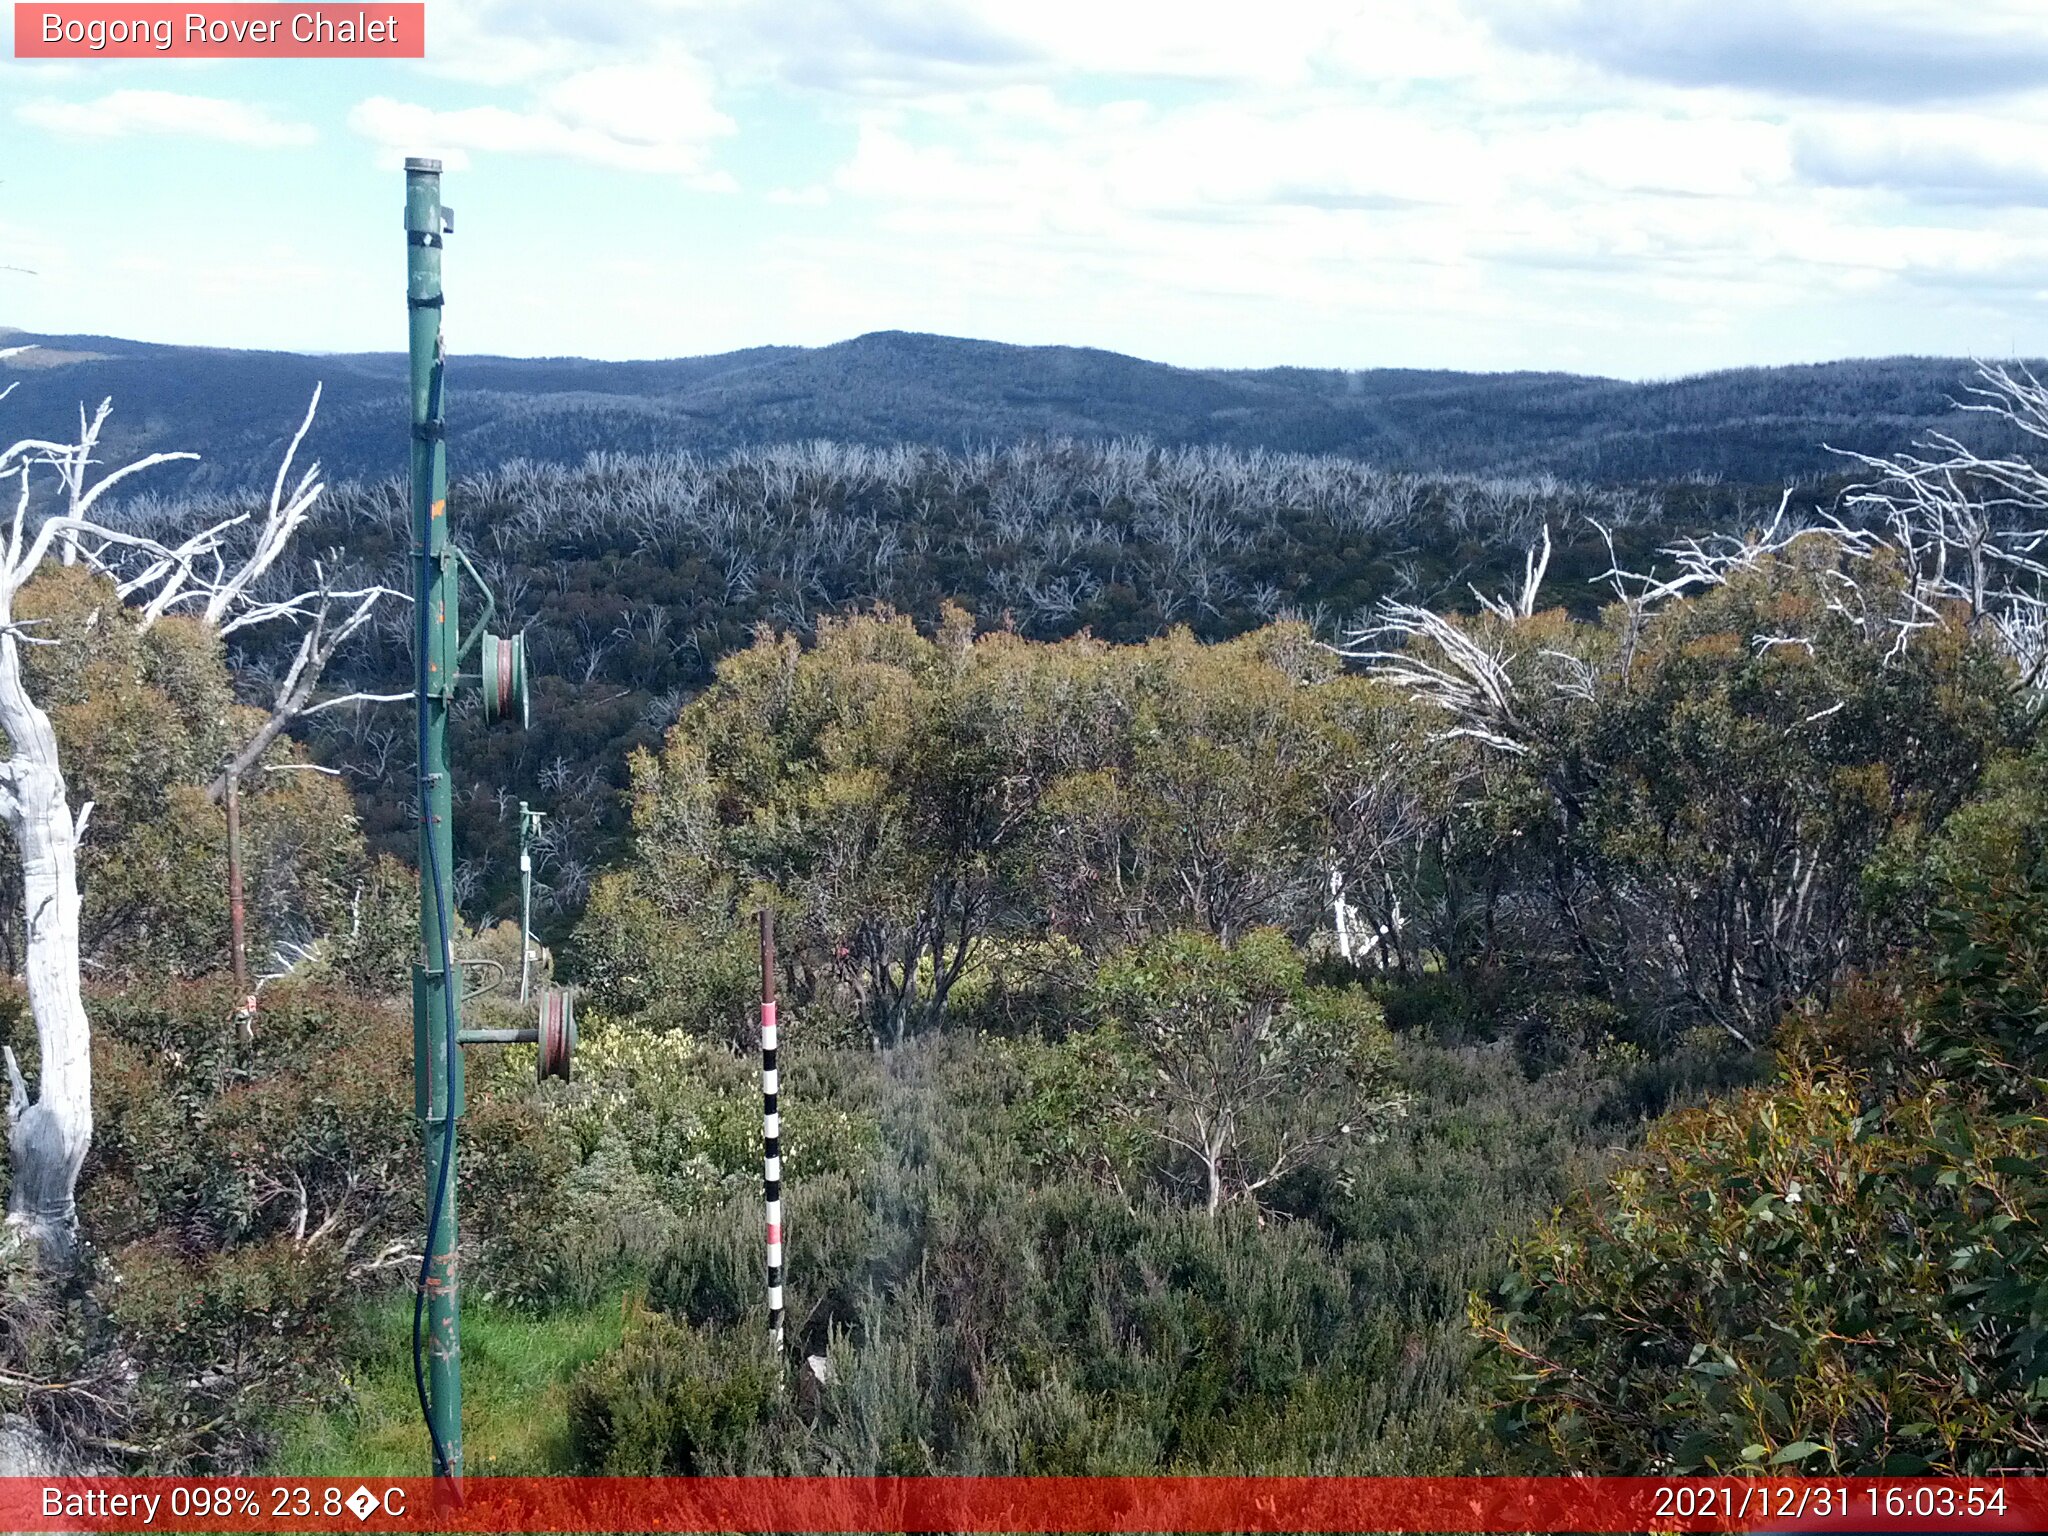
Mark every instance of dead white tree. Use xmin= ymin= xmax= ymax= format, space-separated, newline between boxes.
xmin=1333 ymin=372 xmax=2048 ymax=1045
xmin=0 ymin=396 xmax=193 ymax=1260
xmin=1827 ymin=360 xmax=2048 ymax=692
xmin=1341 ymin=396 xmax=2048 ymax=756
xmin=117 ymin=388 xmax=408 ymax=802
xmin=0 ymin=390 xmax=377 ymax=1264
xmin=1339 ymin=598 xmax=1531 ymax=756
xmin=1576 ymin=362 xmax=2048 ymax=691
xmin=1560 ymin=361 xmax=2048 ymax=693
xmin=202 ymin=555 xmax=407 ymax=803
xmin=1472 ymin=522 xmax=1552 ymax=622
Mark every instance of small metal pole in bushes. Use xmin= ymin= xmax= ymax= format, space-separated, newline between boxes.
xmin=517 ymin=801 xmax=545 ymax=1002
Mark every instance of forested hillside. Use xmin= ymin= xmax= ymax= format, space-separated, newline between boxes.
xmin=142 ymin=441 xmax=1698 ymax=932
xmin=2 ymin=326 xmax=2033 ymax=490
xmin=2 ymin=358 xmax=2046 ymax=1477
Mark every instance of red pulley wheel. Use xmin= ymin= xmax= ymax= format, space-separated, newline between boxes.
xmin=537 ymin=986 xmax=574 ymax=1082
xmin=481 ymin=631 xmax=529 ymax=729
xmin=494 ymin=633 xmax=514 ymax=718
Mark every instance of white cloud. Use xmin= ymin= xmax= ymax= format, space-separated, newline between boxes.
xmin=0 ymin=219 xmax=65 ymax=282
xmin=323 ymin=0 xmax=2048 ymax=370
xmin=408 ymin=0 xmax=725 ymax=87
xmin=349 ymin=56 xmax=735 ymax=179
xmin=1474 ymin=0 xmax=2048 ymax=103
xmin=832 ymin=98 xmax=1489 ymax=231
xmin=16 ymin=90 xmax=315 ymax=145
xmin=1796 ymin=115 xmax=2048 ymax=206
xmin=20 ymin=0 xmax=2048 ymax=372
xmin=418 ymin=0 xmax=1508 ymax=98
xmin=541 ymin=61 xmax=733 ymax=150
xmin=1528 ymin=113 xmax=1793 ymax=199
xmin=925 ymin=1 xmax=1332 ymax=87
xmin=788 ymin=9 xmax=2048 ymax=371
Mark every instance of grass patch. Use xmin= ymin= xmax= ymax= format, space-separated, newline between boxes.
xmin=269 ymin=1293 xmax=631 ymax=1476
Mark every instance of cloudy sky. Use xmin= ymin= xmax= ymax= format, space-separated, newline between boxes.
xmin=5 ymin=0 xmax=2048 ymax=377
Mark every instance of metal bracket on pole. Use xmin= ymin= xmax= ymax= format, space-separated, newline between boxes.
xmin=452 ymin=545 xmax=495 ymax=667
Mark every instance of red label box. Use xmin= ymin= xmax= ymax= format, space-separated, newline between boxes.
xmin=13 ymin=4 xmax=425 ymax=57
xmin=0 ymin=1476 xmax=2042 ymax=1533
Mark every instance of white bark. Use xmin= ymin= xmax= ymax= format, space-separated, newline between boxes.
xmin=202 ymin=565 xmax=403 ymax=805
xmin=56 ymin=388 xmax=403 ymax=805
xmin=0 ymin=392 xmax=355 ymax=1267
xmin=1471 ymin=524 xmax=1552 ymax=622
xmin=0 ymin=606 xmax=91 ymax=1262
xmin=1329 ymin=864 xmax=1353 ymax=961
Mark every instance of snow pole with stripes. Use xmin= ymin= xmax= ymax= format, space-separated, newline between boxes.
xmin=760 ymin=907 xmax=785 ymax=1356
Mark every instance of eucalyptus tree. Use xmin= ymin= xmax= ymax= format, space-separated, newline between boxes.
xmin=1343 ymin=365 xmax=2048 ymax=1044
xmin=1093 ymin=927 xmax=1404 ymax=1215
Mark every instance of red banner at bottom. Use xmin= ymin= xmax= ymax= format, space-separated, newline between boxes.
xmin=3 ymin=1476 xmax=2042 ymax=1533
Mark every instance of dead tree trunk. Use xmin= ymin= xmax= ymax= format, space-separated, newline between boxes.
xmin=0 ymin=386 xmax=360 ymax=1270
xmin=0 ymin=624 xmax=91 ymax=1265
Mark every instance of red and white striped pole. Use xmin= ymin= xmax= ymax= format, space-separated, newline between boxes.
xmin=759 ymin=907 xmax=785 ymax=1357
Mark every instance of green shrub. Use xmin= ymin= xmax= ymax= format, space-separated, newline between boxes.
xmin=322 ymin=853 xmax=417 ymax=998
xmin=85 ymin=979 xmax=416 ymax=1250
xmin=572 ymin=877 xmax=760 ymax=1045
xmin=474 ymin=1021 xmax=875 ymax=1312
xmin=592 ymin=1022 xmax=1606 ymax=1476
xmin=1475 ymin=838 xmax=2048 ymax=1473
xmin=1092 ymin=929 xmax=1404 ymax=1212
xmin=992 ymin=1026 xmax=1149 ymax=1185
xmin=1476 ymin=1063 xmax=2048 ymax=1473
xmin=108 ymin=1237 xmax=362 ymax=1461
xmin=60 ymin=979 xmax=418 ymax=1466
xmin=944 ymin=935 xmax=1093 ymax=1038
xmin=566 ymin=1307 xmax=777 ymax=1473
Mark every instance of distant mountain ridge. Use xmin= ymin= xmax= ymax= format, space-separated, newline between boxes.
xmin=0 ymin=325 xmax=2025 ymax=493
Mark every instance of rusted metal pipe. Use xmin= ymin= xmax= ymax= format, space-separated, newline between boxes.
xmin=455 ymin=1027 xmax=535 ymax=1045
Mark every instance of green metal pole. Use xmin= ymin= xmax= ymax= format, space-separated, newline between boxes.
xmin=406 ymin=156 xmax=463 ymax=1479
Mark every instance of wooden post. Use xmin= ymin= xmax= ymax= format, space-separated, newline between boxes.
xmin=226 ymin=773 xmax=253 ymax=1043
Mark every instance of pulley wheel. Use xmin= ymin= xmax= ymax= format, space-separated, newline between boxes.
xmin=481 ymin=631 xmax=529 ymax=730
xmin=537 ymin=985 xmax=574 ymax=1082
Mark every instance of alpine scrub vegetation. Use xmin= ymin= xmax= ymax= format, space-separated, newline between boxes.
xmin=1092 ymin=930 xmax=1405 ymax=1215
xmin=1473 ymin=849 xmax=2048 ymax=1473
xmin=1463 ymin=367 xmax=2048 ymax=1475
xmin=9 ymin=364 xmax=2048 ymax=1474
xmin=229 ymin=440 xmax=1683 ymax=929
xmin=541 ymin=378 xmax=2046 ymax=1471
